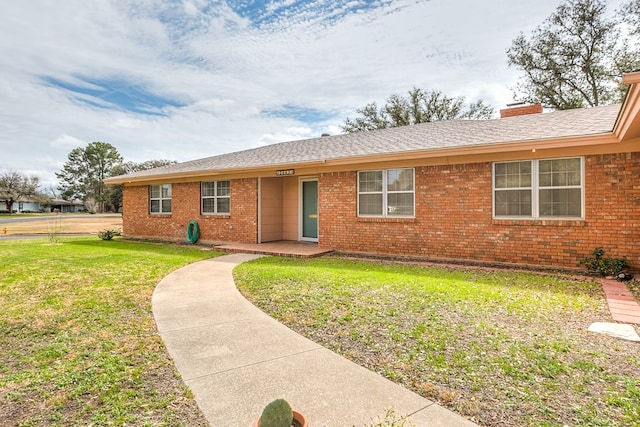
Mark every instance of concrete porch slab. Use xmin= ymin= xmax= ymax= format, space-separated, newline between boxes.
xmin=216 ymin=240 xmax=333 ymax=258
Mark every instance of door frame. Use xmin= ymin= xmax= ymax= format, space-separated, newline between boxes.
xmin=299 ymin=177 xmax=318 ymax=242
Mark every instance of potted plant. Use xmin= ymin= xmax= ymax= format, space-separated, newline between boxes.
xmin=253 ymin=398 xmax=308 ymax=427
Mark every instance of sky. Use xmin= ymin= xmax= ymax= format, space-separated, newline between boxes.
xmin=0 ymin=0 xmax=627 ymax=189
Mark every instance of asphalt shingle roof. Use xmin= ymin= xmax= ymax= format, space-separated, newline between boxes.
xmin=113 ymin=104 xmax=620 ymax=181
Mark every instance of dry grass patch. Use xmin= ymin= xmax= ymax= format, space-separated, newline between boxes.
xmin=2 ymin=214 xmax=122 ymax=235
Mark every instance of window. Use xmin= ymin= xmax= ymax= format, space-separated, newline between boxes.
xmin=150 ymin=184 xmax=171 ymax=214
xmin=494 ymin=161 xmax=532 ymax=216
xmin=201 ymin=181 xmax=230 ymax=214
xmin=358 ymin=168 xmax=414 ymax=217
xmin=493 ymin=158 xmax=583 ymax=219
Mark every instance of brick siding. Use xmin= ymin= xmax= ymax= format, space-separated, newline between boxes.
xmin=122 ymin=178 xmax=258 ymax=244
xmin=318 ymin=153 xmax=640 ymax=269
xmin=121 ymin=153 xmax=640 ymax=269
xmin=500 ymin=103 xmax=543 ymax=118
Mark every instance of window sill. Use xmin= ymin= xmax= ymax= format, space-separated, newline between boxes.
xmin=492 ymin=218 xmax=585 ymax=227
xmin=357 ymin=217 xmax=416 ymax=223
xmin=149 ymin=213 xmax=172 ymax=217
xmin=201 ymin=213 xmax=231 ymax=219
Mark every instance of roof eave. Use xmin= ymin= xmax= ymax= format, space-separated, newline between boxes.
xmin=103 ymin=159 xmax=329 ymax=185
xmin=614 ymin=71 xmax=640 ymax=140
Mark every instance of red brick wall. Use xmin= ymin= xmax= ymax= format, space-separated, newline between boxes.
xmin=122 ymin=178 xmax=258 ymax=244
xmin=318 ymin=153 xmax=640 ymax=269
xmin=120 ymin=153 xmax=640 ymax=269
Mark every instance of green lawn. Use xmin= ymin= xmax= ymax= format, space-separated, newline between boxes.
xmin=235 ymin=257 xmax=640 ymax=427
xmin=0 ymin=237 xmax=219 ymax=426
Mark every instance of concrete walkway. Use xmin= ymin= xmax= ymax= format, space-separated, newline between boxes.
xmin=152 ymin=253 xmax=477 ymax=427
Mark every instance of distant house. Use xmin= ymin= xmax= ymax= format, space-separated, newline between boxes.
xmin=50 ymin=199 xmax=86 ymax=213
xmin=104 ymin=71 xmax=640 ymax=270
xmin=14 ymin=200 xmax=42 ymax=213
xmin=1 ymin=198 xmax=85 ymax=213
xmin=0 ymin=197 xmax=43 ymax=213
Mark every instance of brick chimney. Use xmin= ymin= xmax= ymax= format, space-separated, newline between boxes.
xmin=500 ymin=102 xmax=543 ymax=118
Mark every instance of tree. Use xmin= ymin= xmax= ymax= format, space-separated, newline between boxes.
xmin=107 ymin=160 xmax=176 ymax=212
xmin=342 ymin=88 xmax=494 ymax=133
xmin=56 ymin=142 xmax=123 ymax=213
xmin=621 ymin=0 xmax=640 ymax=36
xmin=0 ymin=170 xmax=40 ymax=213
xmin=507 ymin=0 xmax=639 ymax=110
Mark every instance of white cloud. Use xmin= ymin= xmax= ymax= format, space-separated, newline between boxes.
xmin=257 ymin=126 xmax=315 ymax=147
xmin=182 ymin=0 xmax=201 ymax=17
xmin=266 ymin=0 xmax=298 ymax=15
xmin=51 ymin=134 xmax=86 ymax=148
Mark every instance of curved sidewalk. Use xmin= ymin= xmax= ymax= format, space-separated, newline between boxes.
xmin=152 ymin=253 xmax=477 ymax=427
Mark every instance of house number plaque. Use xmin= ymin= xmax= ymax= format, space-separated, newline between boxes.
xmin=276 ymin=169 xmax=295 ymax=176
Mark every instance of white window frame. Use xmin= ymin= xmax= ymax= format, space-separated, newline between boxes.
xmin=201 ymin=180 xmax=230 ymax=215
xmin=357 ymin=168 xmax=415 ymax=218
xmin=149 ymin=184 xmax=171 ymax=214
xmin=492 ymin=157 xmax=584 ymax=219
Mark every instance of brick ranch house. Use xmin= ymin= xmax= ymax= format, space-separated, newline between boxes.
xmin=105 ymin=71 xmax=640 ymax=270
